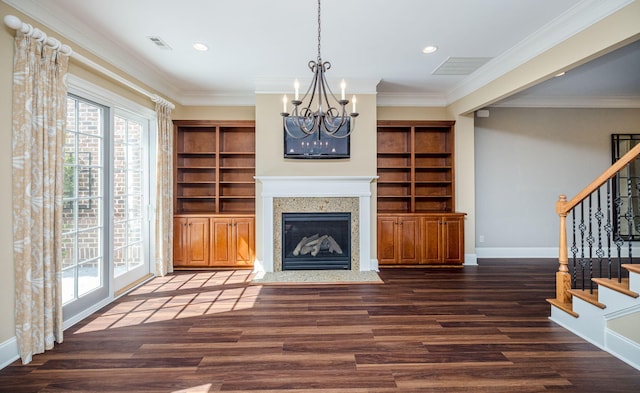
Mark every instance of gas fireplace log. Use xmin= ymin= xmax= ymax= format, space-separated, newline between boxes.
xmin=293 ymin=234 xmax=344 ymax=257
xmin=302 ymin=235 xmax=328 ymax=256
xmin=292 ymin=234 xmax=320 ymax=256
xmin=326 ymin=236 xmax=343 ymax=254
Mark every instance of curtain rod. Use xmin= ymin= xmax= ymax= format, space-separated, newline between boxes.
xmin=4 ymin=14 xmax=175 ymax=110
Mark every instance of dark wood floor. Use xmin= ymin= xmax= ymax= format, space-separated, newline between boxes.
xmin=1 ymin=259 xmax=639 ymax=392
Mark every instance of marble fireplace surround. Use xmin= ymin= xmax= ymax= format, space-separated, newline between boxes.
xmin=255 ymin=176 xmax=378 ymax=273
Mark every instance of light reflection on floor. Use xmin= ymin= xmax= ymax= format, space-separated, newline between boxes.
xmin=74 ymin=270 xmax=260 ymax=334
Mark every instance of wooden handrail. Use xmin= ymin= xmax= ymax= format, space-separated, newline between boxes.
xmin=557 ymin=142 xmax=640 ymax=215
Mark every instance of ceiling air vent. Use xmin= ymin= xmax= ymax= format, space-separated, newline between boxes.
xmin=432 ymin=57 xmax=491 ymax=75
xmin=147 ymin=36 xmax=172 ymax=50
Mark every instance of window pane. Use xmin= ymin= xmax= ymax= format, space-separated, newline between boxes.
xmin=62 ymin=268 xmax=75 ymax=304
xmin=113 ymin=248 xmax=126 ymax=277
xmin=78 ymin=133 xmax=101 ymax=167
xmin=113 ymin=220 xmax=126 ymax=249
xmin=128 ymin=120 xmax=142 ymax=144
xmin=61 ymin=234 xmax=76 ymax=270
xmin=78 ymin=198 xmax=101 ymax=230
xmin=127 ymin=243 xmax=143 ymax=270
xmin=78 ymin=260 xmax=101 ymax=296
xmin=78 ymin=228 xmax=101 ymax=263
xmin=78 ymin=102 xmax=101 ymax=136
xmin=127 ymin=219 xmax=142 ymax=244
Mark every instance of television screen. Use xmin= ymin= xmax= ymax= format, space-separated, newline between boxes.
xmin=283 ymin=117 xmax=350 ymax=159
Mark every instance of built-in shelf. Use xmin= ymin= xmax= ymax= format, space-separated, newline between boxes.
xmin=174 ymin=120 xmax=255 ymax=215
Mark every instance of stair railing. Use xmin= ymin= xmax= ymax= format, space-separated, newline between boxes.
xmin=554 ymin=142 xmax=640 ymax=305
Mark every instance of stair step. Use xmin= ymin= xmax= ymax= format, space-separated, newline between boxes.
xmin=622 ymin=264 xmax=640 ymax=275
xmin=569 ymin=289 xmax=606 ymax=309
xmin=547 ymin=298 xmax=578 ymax=317
xmin=592 ymin=278 xmax=639 ymax=298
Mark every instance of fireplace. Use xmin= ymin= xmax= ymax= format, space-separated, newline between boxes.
xmin=282 ymin=212 xmax=351 ymax=270
xmin=255 ymin=176 xmax=378 ymax=273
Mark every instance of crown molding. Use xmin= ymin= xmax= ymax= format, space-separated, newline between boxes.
xmin=174 ymin=91 xmax=256 ymax=106
xmin=492 ymin=95 xmax=640 ymax=109
xmin=377 ymin=92 xmax=448 ymax=107
xmin=254 ymin=77 xmax=380 ymax=95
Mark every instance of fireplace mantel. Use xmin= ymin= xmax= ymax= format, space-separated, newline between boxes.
xmin=255 ymin=176 xmax=378 ymax=273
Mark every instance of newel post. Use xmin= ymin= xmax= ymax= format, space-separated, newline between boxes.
xmin=556 ymin=195 xmax=571 ymax=303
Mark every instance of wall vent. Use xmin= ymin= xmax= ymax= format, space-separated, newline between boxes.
xmin=147 ymin=36 xmax=172 ymax=50
xmin=433 ymin=57 xmax=492 ymax=75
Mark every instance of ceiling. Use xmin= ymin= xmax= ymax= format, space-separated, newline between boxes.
xmin=4 ymin=0 xmax=639 ymax=108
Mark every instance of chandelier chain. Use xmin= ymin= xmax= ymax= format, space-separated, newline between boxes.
xmin=317 ymin=0 xmax=321 ymax=61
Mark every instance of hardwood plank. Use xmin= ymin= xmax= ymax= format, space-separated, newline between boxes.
xmin=1 ymin=258 xmax=639 ymax=392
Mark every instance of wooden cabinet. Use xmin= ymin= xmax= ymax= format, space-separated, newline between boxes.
xmin=173 ymin=216 xmax=211 ymax=267
xmin=378 ymin=213 xmax=465 ymax=266
xmin=421 ymin=214 xmax=465 ymax=264
xmin=173 ymin=120 xmax=255 ymax=269
xmin=377 ymin=215 xmax=421 ymax=265
xmin=376 ymin=120 xmax=465 ymax=266
xmin=174 ymin=215 xmax=255 ymax=269
xmin=210 ymin=216 xmax=255 ymax=267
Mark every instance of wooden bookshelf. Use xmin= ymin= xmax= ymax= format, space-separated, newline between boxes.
xmin=377 ymin=120 xmax=454 ymax=213
xmin=174 ymin=120 xmax=255 ymax=214
xmin=173 ymin=120 xmax=255 ymax=269
xmin=376 ymin=120 xmax=464 ymax=265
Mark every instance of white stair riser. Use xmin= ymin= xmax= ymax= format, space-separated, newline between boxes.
xmin=562 ymin=297 xmax=607 ymax=345
xmin=630 ymin=272 xmax=640 ymax=293
xmin=597 ymin=286 xmax=638 ymax=312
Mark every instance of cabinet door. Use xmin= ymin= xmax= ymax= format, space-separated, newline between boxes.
xmin=398 ymin=216 xmax=420 ymax=264
xmin=210 ymin=217 xmax=232 ymax=266
xmin=421 ymin=216 xmax=443 ymax=264
xmin=377 ymin=217 xmax=398 ymax=264
xmin=186 ymin=217 xmax=210 ymax=266
xmin=173 ymin=217 xmax=188 ymax=266
xmin=442 ymin=216 xmax=464 ymax=264
xmin=233 ymin=217 xmax=255 ymax=266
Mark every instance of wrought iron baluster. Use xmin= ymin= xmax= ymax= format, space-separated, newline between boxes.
xmin=614 ymin=171 xmax=624 ymax=281
xmin=606 ymin=178 xmax=613 ymax=279
xmin=579 ymin=201 xmax=587 ymax=291
xmin=571 ymin=208 xmax=578 ymax=288
xmin=587 ymin=194 xmax=594 ymax=293
xmin=595 ymin=188 xmax=605 ymax=282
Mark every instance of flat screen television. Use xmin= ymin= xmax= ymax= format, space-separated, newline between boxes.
xmin=283 ymin=117 xmax=350 ymax=159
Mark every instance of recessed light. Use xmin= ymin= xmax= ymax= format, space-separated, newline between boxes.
xmin=422 ymin=45 xmax=438 ymax=54
xmin=193 ymin=42 xmax=209 ymax=51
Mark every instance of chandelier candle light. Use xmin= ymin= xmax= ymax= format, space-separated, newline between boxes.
xmin=281 ymin=0 xmax=358 ymax=140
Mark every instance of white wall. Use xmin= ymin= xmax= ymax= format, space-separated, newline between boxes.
xmin=475 ymin=107 xmax=640 ymax=257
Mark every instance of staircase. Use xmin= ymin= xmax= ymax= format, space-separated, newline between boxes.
xmin=547 ymin=142 xmax=640 ymax=371
xmin=548 ymin=264 xmax=640 ymax=370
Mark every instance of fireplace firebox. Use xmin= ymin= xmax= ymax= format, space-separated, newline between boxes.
xmin=282 ymin=212 xmax=351 ymax=270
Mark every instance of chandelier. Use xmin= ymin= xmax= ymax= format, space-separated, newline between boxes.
xmin=281 ymin=0 xmax=358 ymax=140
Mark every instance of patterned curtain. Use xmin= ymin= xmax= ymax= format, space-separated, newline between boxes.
xmin=12 ymin=34 xmax=69 ymax=364
xmin=155 ymin=101 xmax=174 ymax=276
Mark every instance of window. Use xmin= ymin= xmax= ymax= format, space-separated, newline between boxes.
xmin=62 ymin=76 xmax=155 ymax=324
xmin=62 ymin=95 xmax=108 ymax=312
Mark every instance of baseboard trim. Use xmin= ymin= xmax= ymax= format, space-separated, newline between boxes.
xmin=476 ymin=247 xmax=559 ymax=258
xmin=0 ymin=336 xmax=19 ymax=369
xmin=476 ymin=246 xmax=640 ymax=259
xmin=464 ymin=254 xmax=478 ymax=265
